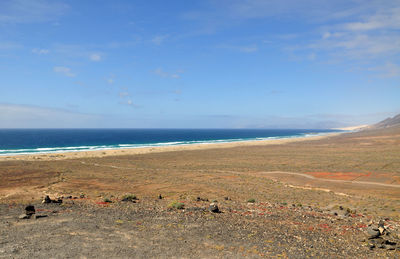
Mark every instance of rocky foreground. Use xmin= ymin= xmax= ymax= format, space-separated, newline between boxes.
xmin=1 ymin=195 xmax=399 ymax=258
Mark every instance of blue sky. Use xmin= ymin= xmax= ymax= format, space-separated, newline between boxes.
xmin=0 ymin=0 xmax=399 ymax=128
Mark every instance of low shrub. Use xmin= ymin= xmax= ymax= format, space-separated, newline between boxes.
xmin=122 ymin=194 xmax=137 ymax=201
xmin=169 ymin=201 xmax=185 ymax=209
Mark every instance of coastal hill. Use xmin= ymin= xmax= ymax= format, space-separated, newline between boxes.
xmin=370 ymin=113 xmax=400 ymax=129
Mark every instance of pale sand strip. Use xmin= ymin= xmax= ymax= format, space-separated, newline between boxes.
xmin=259 ymin=171 xmax=400 ymax=188
xmin=0 ymin=132 xmax=343 ymax=161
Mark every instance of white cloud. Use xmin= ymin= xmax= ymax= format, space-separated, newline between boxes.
xmin=311 ymin=6 xmax=400 ymax=60
xmin=52 ymin=44 xmax=108 ymax=63
xmin=90 ymin=53 xmax=102 ymax=61
xmin=53 ymin=66 xmax=75 ymax=77
xmin=153 ymin=68 xmax=168 ymax=77
xmin=118 ymin=91 xmax=138 ymax=108
xmin=153 ymin=68 xmax=183 ymax=79
xmin=32 ymin=48 xmax=49 ymax=55
xmin=0 ymin=0 xmax=69 ymax=24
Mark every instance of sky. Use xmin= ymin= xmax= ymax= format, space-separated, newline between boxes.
xmin=0 ymin=0 xmax=399 ymax=129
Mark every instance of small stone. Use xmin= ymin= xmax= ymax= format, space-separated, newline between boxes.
xmin=35 ymin=215 xmax=48 ymax=219
xmin=18 ymin=214 xmax=30 ymax=219
xmin=80 ymin=194 xmax=85 ymax=198
xmin=53 ymin=199 xmax=62 ymax=204
xmin=387 ymin=246 xmax=396 ymax=250
xmin=42 ymin=195 xmax=51 ymax=204
xmin=367 ymin=226 xmax=380 ymax=239
xmin=25 ymin=205 xmax=35 ymax=215
xmin=378 ymin=220 xmax=385 ymax=228
xmin=208 ymin=203 xmax=220 ymax=213
xmin=196 ymin=197 xmax=208 ymax=202
xmin=224 ymin=197 xmax=229 ymax=201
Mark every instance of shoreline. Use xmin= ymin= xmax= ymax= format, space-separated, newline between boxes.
xmin=0 ymin=132 xmax=343 ymax=161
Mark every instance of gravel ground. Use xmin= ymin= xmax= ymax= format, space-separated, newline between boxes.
xmin=1 ymin=198 xmax=399 ymax=258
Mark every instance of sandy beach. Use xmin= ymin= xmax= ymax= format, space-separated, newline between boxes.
xmin=0 ymin=132 xmax=343 ymax=161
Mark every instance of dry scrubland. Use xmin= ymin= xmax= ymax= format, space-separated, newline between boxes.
xmin=1 ymin=127 xmax=400 ymax=258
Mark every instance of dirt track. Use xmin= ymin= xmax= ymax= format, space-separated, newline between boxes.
xmin=259 ymin=171 xmax=400 ymax=188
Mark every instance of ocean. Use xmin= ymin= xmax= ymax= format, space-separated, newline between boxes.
xmin=0 ymin=129 xmax=340 ymax=156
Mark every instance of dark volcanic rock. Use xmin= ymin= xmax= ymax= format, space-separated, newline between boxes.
xmin=43 ymin=195 xmax=52 ymax=204
xmin=35 ymin=215 xmax=48 ymax=219
xmin=208 ymin=203 xmax=220 ymax=213
xmin=43 ymin=195 xmax=63 ymax=204
xmin=25 ymin=205 xmax=35 ymax=215
xmin=367 ymin=226 xmax=381 ymax=239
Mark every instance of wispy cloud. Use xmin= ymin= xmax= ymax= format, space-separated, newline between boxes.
xmin=368 ymin=62 xmax=400 ymax=78
xmin=106 ymin=78 xmax=114 ymax=84
xmin=32 ymin=48 xmax=49 ymax=55
xmin=53 ymin=66 xmax=75 ymax=77
xmin=119 ymin=92 xmax=129 ymax=98
xmin=218 ymin=44 xmax=258 ymax=53
xmin=0 ymin=103 xmax=100 ymax=128
xmin=0 ymin=41 xmax=23 ymax=50
xmin=0 ymin=0 xmax=69 ymax=24
xmin=181 ymin=1 xmax=400 ymax=77
xmin=303 ymin=4 xmax=400 ymax=76
xmin=152 ymin=68 xmax=183 ymax=79
xmin=118 ymin=91 xmax=139 ymax=108
xmin=151 ymin=35 xmax=169 ymax=45
xmin=51 ymin=44 xmax=106 ymax=63
xmin=89 ymin=53 xmax=102 ymax=62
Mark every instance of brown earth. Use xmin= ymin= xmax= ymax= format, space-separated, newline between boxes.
xmin=1 ymin=127 xmax=400 ymax=258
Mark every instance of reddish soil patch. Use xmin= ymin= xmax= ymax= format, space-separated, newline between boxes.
xmin=304 ymin=171 xmax=372 ymax=181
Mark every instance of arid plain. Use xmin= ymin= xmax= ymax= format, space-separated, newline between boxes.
xmin=1 ymin=126 xmax=400 ymax=258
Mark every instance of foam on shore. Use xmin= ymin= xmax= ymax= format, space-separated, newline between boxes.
xmin=0 ymin=131 xmax=344 ymax=161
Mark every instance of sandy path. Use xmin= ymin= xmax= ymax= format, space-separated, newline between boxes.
xmin=259 ymin=171 xmax=400 ymax=188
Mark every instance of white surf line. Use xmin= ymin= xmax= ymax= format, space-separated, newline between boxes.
xmin=260 ymin=171 xmax=400 ymax=188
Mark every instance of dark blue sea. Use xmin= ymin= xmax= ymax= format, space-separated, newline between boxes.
xmin=0 ymin=129 xmax=341 ymax=156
